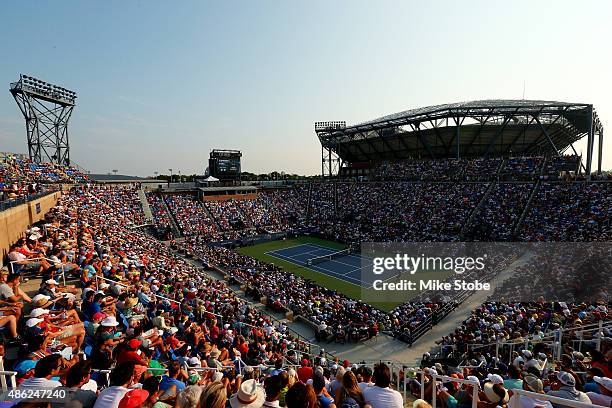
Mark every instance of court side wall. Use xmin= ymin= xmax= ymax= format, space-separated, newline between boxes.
xmin=0 ymin=191 xmax=62 ymax=267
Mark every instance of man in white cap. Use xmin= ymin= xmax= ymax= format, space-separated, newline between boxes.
xmin=587 ymin=376 xmax=612 ymax=407
xmin=508 ymin=374 xmax=552 ymax=408
xmin=547 ymin=371 xmax=591 ymax=407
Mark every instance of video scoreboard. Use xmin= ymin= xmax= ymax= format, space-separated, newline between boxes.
xmin=209 ymin=149 xmax=242 ymax=180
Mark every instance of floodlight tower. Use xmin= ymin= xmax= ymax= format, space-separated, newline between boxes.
xmin=10 ymin=74 xmax=77 ymax=165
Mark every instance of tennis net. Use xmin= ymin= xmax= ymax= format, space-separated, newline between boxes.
xmin=306 ymin=248 xmax=351 ymax=266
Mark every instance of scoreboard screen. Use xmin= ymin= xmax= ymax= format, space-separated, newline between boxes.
xmin=215 ymin=158 xmax=240 ymax=175
xmin=209 ymin=150 xmax=242 ymax=180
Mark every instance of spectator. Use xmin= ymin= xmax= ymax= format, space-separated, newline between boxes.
xmin=363 ymin=364 xmax=403 ymax=408
xmin=93 ymin=362 xmax=138 ymax=408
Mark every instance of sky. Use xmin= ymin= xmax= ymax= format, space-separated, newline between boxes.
xmin=1 ymin=0 xmax=611 ymax=176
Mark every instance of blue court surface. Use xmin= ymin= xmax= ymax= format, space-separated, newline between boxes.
xmin=266 ymin=243 xmax=374 ymax=287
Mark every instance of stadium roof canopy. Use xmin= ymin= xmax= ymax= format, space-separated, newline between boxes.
xmin=315 ymin=99 xmax=604 ymax=177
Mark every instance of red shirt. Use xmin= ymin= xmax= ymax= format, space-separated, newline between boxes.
xmin=117 ymin=349 xmax=147 ymax=366
xmin=297 ymin=366 xmax=313 ymax=382
xmin=210 ymin=325 xmax=220 ymax=339
xmin=168 ymin=335 xmax=180 ymax=349
xmin=238 ymin=342 xmax=249 ymax=355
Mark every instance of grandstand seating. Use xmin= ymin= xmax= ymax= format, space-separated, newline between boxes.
xmin=0 ymin=153 xmax=89 ymax=204
xmin=2 ymin=156 xmax=610 ymax=408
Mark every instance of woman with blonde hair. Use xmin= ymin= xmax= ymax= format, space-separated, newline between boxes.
xmin=200 ymin=381 xmax=228 ymax=408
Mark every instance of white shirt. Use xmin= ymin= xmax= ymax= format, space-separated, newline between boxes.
xmin=81 ymin=379 xmax=98 ymax=392
xmin=363 ymin=385 xmax=403 ymax=408
xmin=20 ymin=377 xmax=63 ymax=389
xmin=358 ymin=382 xmax=374 ymax=392
xmin=508 ymin=394 xmax=553 ymax=408
xmin=92 ymin=386 xmax=129 ymax=408
xmin=586 ymin=392 xmax=612 ymax=407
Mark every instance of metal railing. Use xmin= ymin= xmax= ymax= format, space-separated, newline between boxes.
xmin=509 ymin=389 xmax=595 ymax=408
xmin=0 ymin=188 xmax=59 ymax=212
xmin=0 ymin=357 xmax=17 ymax=392
xmin=439 ymin=320 xmax=610 ymax=364
xmin=415 ymin=371 xmax=479 ymax=408
xmin=9 ymin=256 xmax=66 ymax=286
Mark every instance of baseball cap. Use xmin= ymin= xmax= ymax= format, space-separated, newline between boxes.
xmin=557 ymin=371 xmax=576 ymax=387
xmin=31 ymin=294 xmax=51 ymax=303
xmin=523 ymin=374 xmax=544 ymax=392
xmin=28 ymin=308 xmax=50 ymax=318
xmin=486 ymin=374 xmax=504 ymax=385
xmin=128 ymin=339 xmax=142 ymax=349
xmin=188 ymin=357 xmax=201 ymax=367
xmin=594 ymin=376 xmax=612 ymax=392
xmin=26 ymin=317 xmax=44 ymax=327
xmin=92 ymin=312 xmax=107 ymax=321
xmin=118 ymin=389 xmax=149 ymax=408
xmin=14 ymin=359 xmax=37 ymax=376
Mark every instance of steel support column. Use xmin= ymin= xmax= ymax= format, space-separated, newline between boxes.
xmin=586 ymin=106 xmax=594 ymax=181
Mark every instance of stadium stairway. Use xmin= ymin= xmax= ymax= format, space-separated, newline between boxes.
xmin=459 ymin=182 xmax=495 ymax=239
xmin=161 ymin=196 xmax=183 ymax=237
xmin=202 ymin=201 xmax=224 ymax=231
xmin=512 ymin=179 xmax=541 ymax=237
xmin=137 ymin=188 xmax=154 ymax=223
xmin=306 ymin=182 xmax=313 ymax=221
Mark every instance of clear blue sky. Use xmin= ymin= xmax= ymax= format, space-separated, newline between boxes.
xmin=1 ymin=0 xmax=611 ymax=176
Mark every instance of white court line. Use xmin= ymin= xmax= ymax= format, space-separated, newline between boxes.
xmin=265 ymin=242 xmax=377 ymax=287
xmin=266 ymin=243 xmax=335 ymax=257
xmin=267 ymin=250 xmax=365 ymax=287
xmin=269 ymin=247 xmax=335 ymax=261
xmin=263 ymin=243 xmax=319 ymax=256
xmin=305 ymin=242 xmax=372 ymax=262
xmin=323 ymin=256 xmax=372 ymax=271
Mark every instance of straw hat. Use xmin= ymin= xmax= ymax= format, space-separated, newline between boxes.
xmin=483 ymin=382 xmax=509 ymax=404
xmin=230 ymin=379 xmax=265 ymax=408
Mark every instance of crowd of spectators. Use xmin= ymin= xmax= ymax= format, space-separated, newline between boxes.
xmin=371 ymin=156 xmax=582 ymax=183
xmin=465 ymin=183 xmax=534 ymax=241
xmin=371 ymin=158 xmax=503 ymax=181
xmin=519 ymin=182 xmax=612 ymax=241
xmin=498 ymin=157 xmax=545 ymax=181
xmin=304 ymin=182 xmax=488 ymax=243
xmin=156 ymin=193 xmax=299 ymax=242
xmin=2 ymin=156 xmax=611 ymax=408
xmin=145 ymin=192 xmax=175 ymax=239
xmin=434 ymin=301 xmax=610 ymax=358
xmin=164 ymin=194 xmax=221 ymax=239
xmin=0 ymin=153 xmax=88 ymax=203
xmin=182 ymin=240 xmax=388 ymax=343
xmin=4 ymin=184 xmax=401 ymax=408
xmin=542 ymin=155 xmax=581 ymax=180
xmin=412 ymin=344 xmax=612 ymax=408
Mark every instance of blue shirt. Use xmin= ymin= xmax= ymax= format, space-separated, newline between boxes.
xmin=160 ymin=376 xmax=186 ymax=393
xmin=317 ymin=394 xmax=334 ymax=408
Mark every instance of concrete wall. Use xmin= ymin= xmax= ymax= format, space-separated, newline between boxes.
xmin=202 ymin=193 xmax=257 ymax=201
xmin=0 ymin=191 xmax=61 ymax=266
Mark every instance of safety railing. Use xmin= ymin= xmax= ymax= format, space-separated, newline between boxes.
xmin=9 ymin=256 xmax=66 ymax=286
xmin=0 ymin=357 xmax=17 ymax=392
xmin=0 ymin=189 xmax=59 ymax=212
xmin=0 ymin=371 xmax=17 ymax=392
xmin=437 ymin=319 xmax=610 ymax=363
xmin=415 ymin=371 xmax=479 ymax=408
xmin=509 ymin=389 xmax=595 ymax=408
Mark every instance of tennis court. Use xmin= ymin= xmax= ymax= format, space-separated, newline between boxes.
xmin=266 ymin=243 xmax=373 ymax=287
